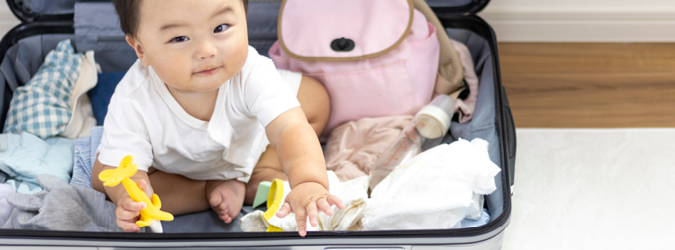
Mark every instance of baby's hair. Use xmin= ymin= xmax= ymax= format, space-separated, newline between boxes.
xmin=112 ymin=0 xmax=249 ymax=39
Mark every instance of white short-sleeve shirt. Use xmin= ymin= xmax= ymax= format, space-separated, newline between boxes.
xmin=98 ymin=46 xmax=301 ymax=182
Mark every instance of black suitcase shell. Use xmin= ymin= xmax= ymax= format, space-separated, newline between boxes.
xmin=0 ymin=0 xmax=516 ymax=248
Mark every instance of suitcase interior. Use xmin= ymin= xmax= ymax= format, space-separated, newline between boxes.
xmin=0 ymin=0 xmax=515 ymax=247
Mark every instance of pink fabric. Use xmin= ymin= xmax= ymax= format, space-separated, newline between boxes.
xmin=451 ymin=39 xmax=479 ymax=123
xmin=279 ymin=0 xmax=411 ymax=59
xmin=324 ymin=115 xmax=413 ymax=181
xmin=270 ymin=6 xmax=439 ymax=140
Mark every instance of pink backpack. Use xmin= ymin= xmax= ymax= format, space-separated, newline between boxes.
xmin=269 ymin=0 xmax=440 ymax=139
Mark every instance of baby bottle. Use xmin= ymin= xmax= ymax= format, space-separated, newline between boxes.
xmin=368 ymin=94 xmax=456 ymax=191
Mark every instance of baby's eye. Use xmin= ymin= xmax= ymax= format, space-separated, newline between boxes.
xmin=169 ymin=36 xmax=189 ymax=43
xmin=214 ymin=24 xmax=229 ymax=33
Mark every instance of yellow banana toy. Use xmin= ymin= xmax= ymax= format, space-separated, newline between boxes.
xmin=99 ymin=155 xmax=174 ymax=232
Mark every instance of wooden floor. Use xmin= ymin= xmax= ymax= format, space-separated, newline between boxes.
xmin=499 ymin=43 xmax=675 ymax=128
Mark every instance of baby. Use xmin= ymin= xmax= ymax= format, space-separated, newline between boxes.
xmin=91 ymin=0 xmax=343 ymax=236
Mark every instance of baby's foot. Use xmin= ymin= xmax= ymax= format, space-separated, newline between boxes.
xmin=205 ymin=179 xmax=245 ymax=224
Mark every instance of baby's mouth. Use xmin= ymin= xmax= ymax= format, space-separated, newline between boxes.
xmin=195 ymin=67 xmax=221 ymax=75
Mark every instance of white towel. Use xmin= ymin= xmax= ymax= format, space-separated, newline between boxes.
xmin=318 ymin=175 xmax=369 ymax=231
xmin=361 ymin=138 xmax=500 ymax=230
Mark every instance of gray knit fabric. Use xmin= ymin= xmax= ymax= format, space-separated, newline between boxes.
xmin=3 ymin=175 xmax=125 ymax=232
xmin=0 ymin=170 xmax=7 ymax=183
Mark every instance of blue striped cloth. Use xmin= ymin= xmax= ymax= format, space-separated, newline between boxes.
xmin=3 ymin=39 xmax=83 ymax=139
xmin=70 ymin=126 xmax=104 ymax=188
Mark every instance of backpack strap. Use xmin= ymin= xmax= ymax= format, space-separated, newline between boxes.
xmin=412 ymin=0 xmax=465 ymax=97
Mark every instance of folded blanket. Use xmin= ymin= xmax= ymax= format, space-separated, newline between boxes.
xmin=3 ymin=39 xmax=97 ymax=139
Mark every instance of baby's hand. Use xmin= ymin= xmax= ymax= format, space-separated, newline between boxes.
xmin=276 ymin=182 xmax=344 ymax=237
xmin=115 ymin=179 xmax=151 ymax=232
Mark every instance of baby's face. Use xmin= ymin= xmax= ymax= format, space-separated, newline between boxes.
xmin=131 ymin=0 xmax=248 ymax=94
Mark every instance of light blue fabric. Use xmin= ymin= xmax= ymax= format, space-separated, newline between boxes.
xmin=460 ymin=209 xmax=490 ymax=228
xmin=0 ymin=132 xmax=74 ymax=194
xmin=70 ymin=126 xmax=104 ymax=188
xmin=3 ymin=180 xmax=42 ymax=194
xmin=3 ymin=39 xmax=83 ymax=139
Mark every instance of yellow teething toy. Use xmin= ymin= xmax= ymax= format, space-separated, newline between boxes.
xmin=263 ymin=179 xmax=285 ymax=232
xmin=99 ymin=155 xmax=174 ymax=232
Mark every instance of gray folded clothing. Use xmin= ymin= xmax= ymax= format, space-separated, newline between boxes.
xmin=3 ymin=175 xmax=127 ymax=232
xmin=0 ymin=170 xmax=7 ymax=183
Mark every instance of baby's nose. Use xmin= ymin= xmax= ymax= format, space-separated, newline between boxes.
xmin=196 ymin=41 xmax=218 ymax=59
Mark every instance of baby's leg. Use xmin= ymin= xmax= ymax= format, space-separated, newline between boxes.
xmin=93 ymin=157 xmax=244 ymax=223
xmin=296 ymin=75 xmax=330 ymax=135
xmin=145 ymin=168 xmax=210 ymax=215
xmin=92 ymin=158 xmax=210 ymax=215
xmin=206 ymin=179 xmax=245 ymax=223
xmin=244 ymin=75 xmax=330 ymax=204
xmin=245 ymin=144 xmax=286 ymax=205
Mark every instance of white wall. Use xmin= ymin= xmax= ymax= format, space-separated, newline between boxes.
xmin=479 ymin=0 xmax=675 ymax=42
xmin=484 ymin=0 xmax=675 ymax=11
xmin=1 ymin=1 xmax=21 ymax=39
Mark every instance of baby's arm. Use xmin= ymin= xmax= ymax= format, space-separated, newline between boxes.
xmin=96 ymin=162 xmax=154 ymax=232
xmin=265 ymin=106 xmax=345 ymax=236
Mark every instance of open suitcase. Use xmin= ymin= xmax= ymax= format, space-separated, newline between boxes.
xmin=0 ymin=0 xmax=517 ymax=249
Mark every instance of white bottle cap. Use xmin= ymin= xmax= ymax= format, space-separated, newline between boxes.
xmin=414 ymin=95 xmax=455 ymax=139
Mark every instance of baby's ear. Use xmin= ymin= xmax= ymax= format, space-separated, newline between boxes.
xmin=126 ymin=35 xmax=149 ymax=66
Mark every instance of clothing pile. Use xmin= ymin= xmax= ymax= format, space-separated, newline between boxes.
xmin=240 ymin=138 xmax=499 ymax=232
xmin=0 ymin=39 xmax=128 ymax=231
xmin=1 ymin=39 xmax=97 ymax=194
